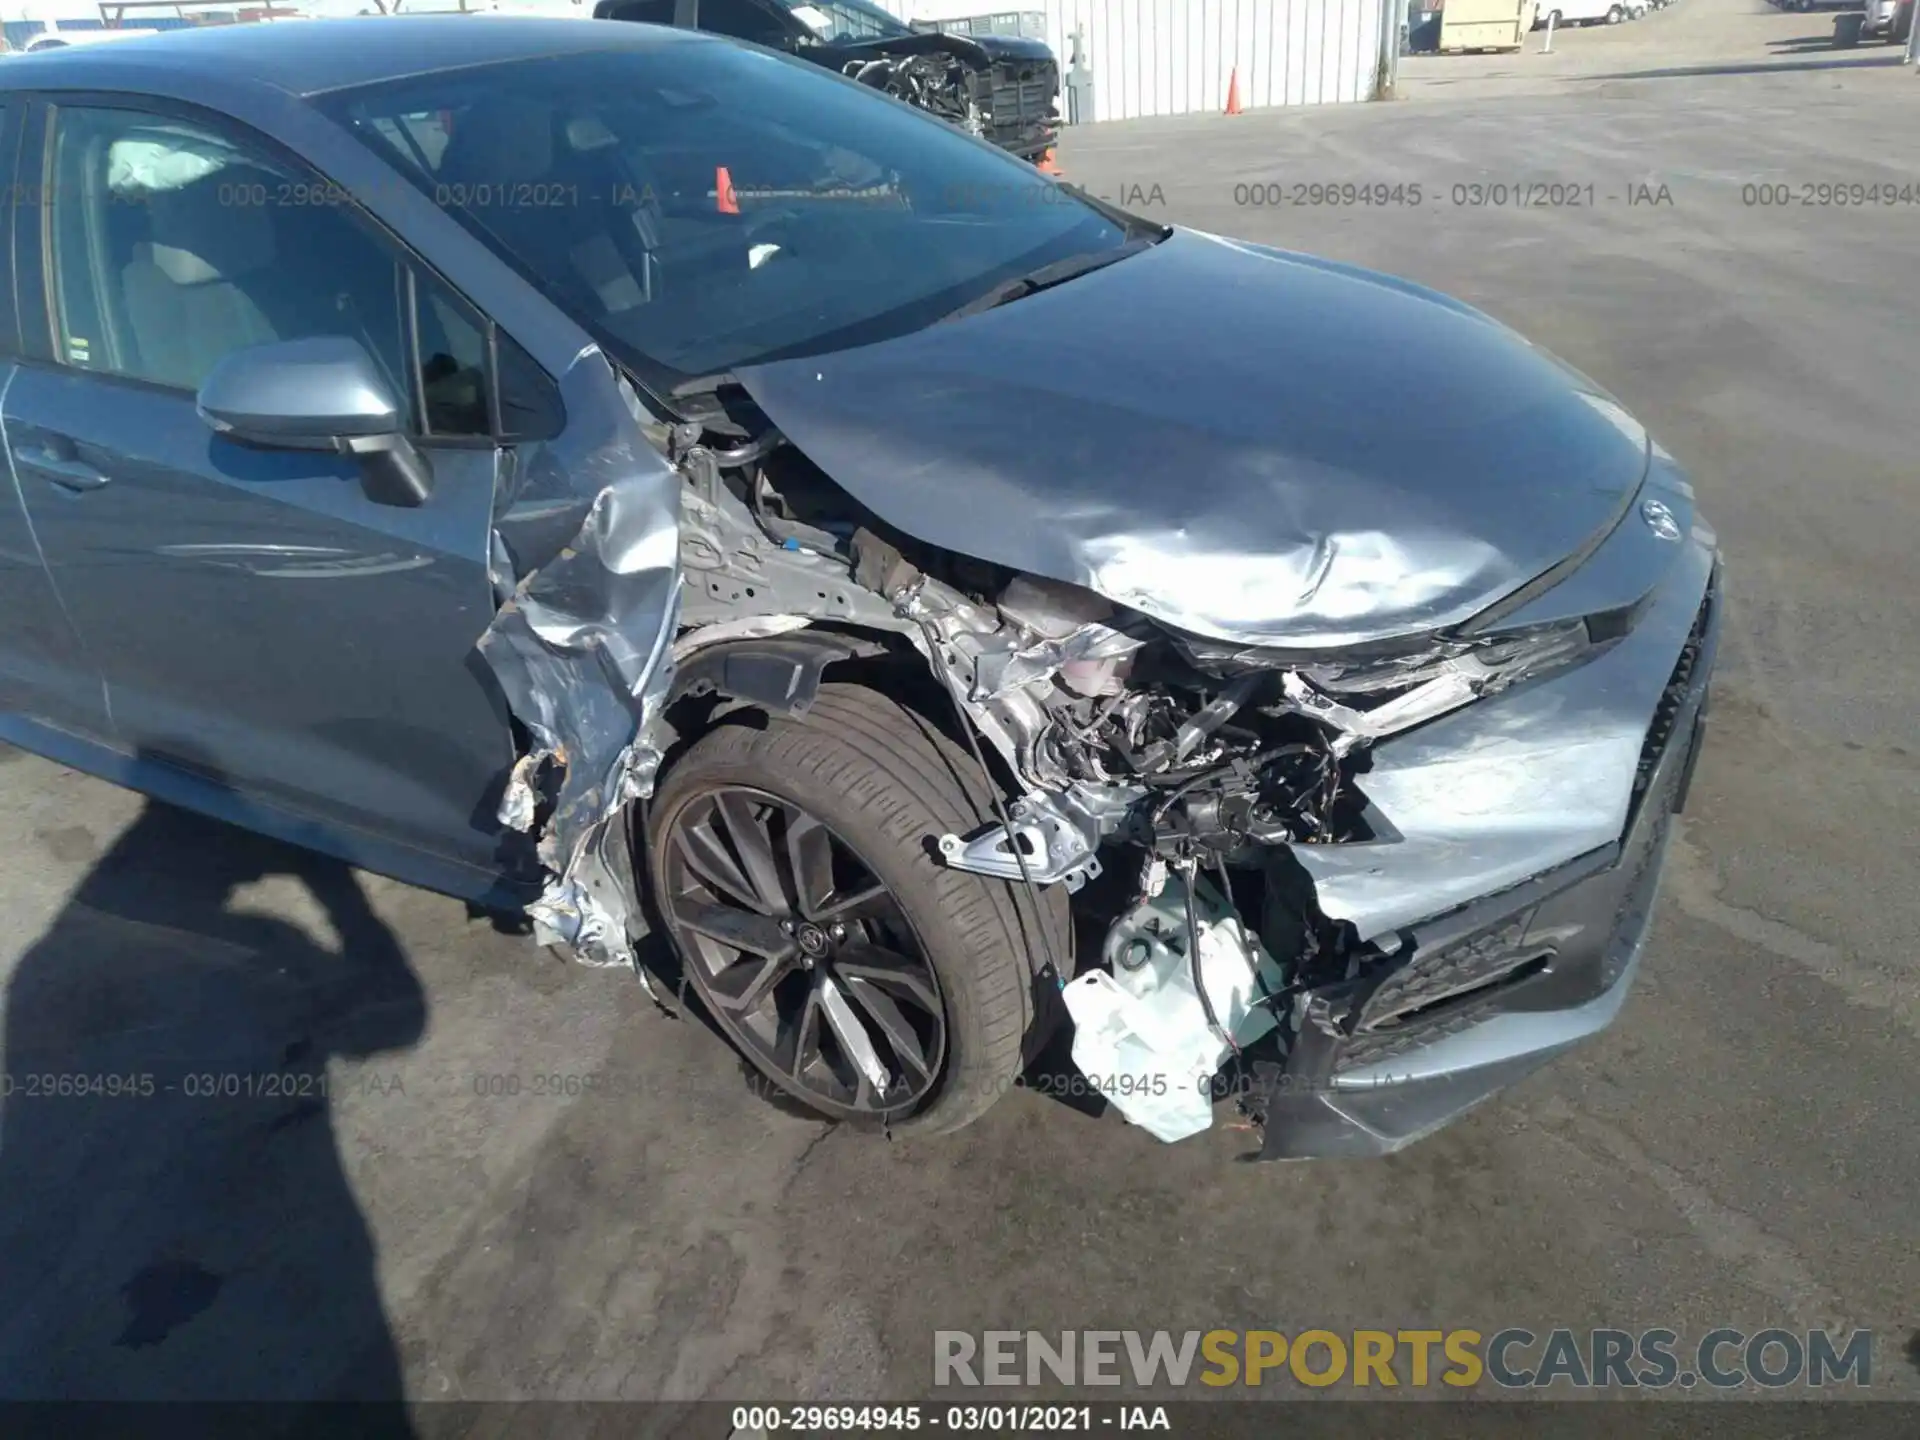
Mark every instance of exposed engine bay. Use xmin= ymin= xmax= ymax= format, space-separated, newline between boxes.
xmin=592 ymin=0 xmax=1061 ymax=164
xmin=689 ymin=432 xmax=1595 ymax=866
xmin=844 ymin=51 xmax=982 ymax=136
xmin=836 ymin=33 xmax=1061 ymax=162
xmin=638 ymin=411 xmax=1633 ymax=1139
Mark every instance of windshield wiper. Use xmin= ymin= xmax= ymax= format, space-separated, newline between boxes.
xmin=938 ymin=236 xmax=1159 ymax=325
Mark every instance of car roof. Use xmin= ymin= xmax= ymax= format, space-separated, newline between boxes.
xmin=0 ymin=16 xmax=707 ymax=100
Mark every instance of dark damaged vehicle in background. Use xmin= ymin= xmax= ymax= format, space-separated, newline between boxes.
xmin=0 ymin=19 xmax=1718 ymax=1160
xmin=592 ymin=0 xmax=1062 ymax=163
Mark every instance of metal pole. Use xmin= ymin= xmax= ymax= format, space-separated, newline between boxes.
xmin=1066 ymin=23 xmax=1095 ymax=124
xmin=1390 ymin=0 xmax=1408 ymax=92
xmin=1542 ymin=10 xmax=1555 ymax=50
xmin=1375 ymin=0 xmax=1403 ymax=96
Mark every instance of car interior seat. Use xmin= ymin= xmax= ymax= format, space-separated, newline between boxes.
xmin=437 ymin=98 xmax=655 ymax=321
xmin=119 ymin=170 xmax=282 ymax=390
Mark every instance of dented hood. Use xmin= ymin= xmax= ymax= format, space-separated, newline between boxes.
xmin=735 ymin=228 xmax=1650 ymax=648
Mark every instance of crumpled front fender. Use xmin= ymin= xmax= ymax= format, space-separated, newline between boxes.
xmin=477 ymin=347 xmax=683 ymax=969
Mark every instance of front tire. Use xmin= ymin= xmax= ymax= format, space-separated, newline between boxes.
xmin=647 ymin=683 xmax=1068 ymax=1134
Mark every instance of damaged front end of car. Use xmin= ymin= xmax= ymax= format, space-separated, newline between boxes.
xmin=591 ymin=0 xmax=1061 ymax=164
xmin=833 ymin=30 xmax=1062 ymax=164
xmin=838 ymin=503 xmax=1721 ymax=1158
xmin=475 ymin=325 xmax=1719 ymax=1159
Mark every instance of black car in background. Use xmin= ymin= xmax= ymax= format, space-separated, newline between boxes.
xmin=593 ymin=0 xmax=1061 ymax=161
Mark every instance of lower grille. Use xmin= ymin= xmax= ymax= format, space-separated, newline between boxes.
xmin=1635 ymin=575 xmax=1715 ymax=804
xmin=989 ymin=76 xmax=1058 ymax=119
xmin=981 ymin=64 xmax=1059 ymax=150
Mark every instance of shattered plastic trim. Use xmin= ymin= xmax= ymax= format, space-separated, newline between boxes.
xmin=1275 ymin=620 xmax=1589 ymax=757
xmin=1290 ymin=537 xmax=1714 ymax=942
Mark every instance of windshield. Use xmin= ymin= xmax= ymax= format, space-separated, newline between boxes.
xmin=776 ymin=0 xmax=912 ymax=42
xmin=320 ymin=42 xmax=1126 ymax=388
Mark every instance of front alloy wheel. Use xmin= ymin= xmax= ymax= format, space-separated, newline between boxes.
xmin=645 ymin=684 xmax=1069 ymax=1133
xmin=658 ymin=785 xmax=946 ymax=1118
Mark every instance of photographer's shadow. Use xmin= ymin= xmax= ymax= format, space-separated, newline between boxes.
xmin=0 ymin=780 xmax=423 ymax=1427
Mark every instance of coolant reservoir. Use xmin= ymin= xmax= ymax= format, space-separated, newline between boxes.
xmin=1062 ymin=875 xmax=1286 ymax=1143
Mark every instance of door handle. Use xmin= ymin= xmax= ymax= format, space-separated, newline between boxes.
xmin=15 ymin=442 xmax=111 ymax=492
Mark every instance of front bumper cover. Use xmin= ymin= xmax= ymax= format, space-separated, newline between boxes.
xmin=1253 ymin=555 xmax=1721 ymax=1159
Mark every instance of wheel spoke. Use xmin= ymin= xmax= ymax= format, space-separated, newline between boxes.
xmin=662 ymin=785 xmax=943 ymax=1116
xmin=811 ymin=880 xmax=891 ymax=925
xmin=712 ymin=949 xmax=796 ymax=1015
xmin=672 ymin=901 xmax=795 ymax=959
xmin=818 ymin=973 xmax=891 ymax=1093
xmin=785 ymin=985 xmax=825 ymax=1081
xmin=835 ymin=943 xmax=941 ymax=1014
xmin=784 ymin=811 xmax=837 ymax=919
xmin=842 ymin=972 xmax=934 ymax=1083
xmin=715 ymin=791 xmax=788 ymax=915
xmin=676 ymin=814 xmax=767 ymax=914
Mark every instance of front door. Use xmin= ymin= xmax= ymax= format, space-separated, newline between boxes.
xmin=0 ymin=97 xmax=114 ymax=744
xmin=5 ymin=98 xmax=520 ymax=870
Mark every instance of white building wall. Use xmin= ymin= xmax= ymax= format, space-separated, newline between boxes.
xmin=882 ymin=0 xmax=1385 ymax=118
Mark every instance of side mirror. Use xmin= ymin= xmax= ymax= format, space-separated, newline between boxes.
xmin=197 ymin=336 xmax=434 ymax=508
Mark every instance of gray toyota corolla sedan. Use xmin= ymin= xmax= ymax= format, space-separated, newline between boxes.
xmin=0 ymin=18 xmax=1718 ymax=1158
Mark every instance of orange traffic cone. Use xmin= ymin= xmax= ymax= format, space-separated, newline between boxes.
xmin=1224 ymin=67 xmax=1243 ymax=115
xmin=1037 ymin=147 xmax=1063 ymax=176
xmin=715 ymin=165 xmax=740 ymax=215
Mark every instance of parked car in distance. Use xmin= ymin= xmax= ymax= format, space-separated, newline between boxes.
xmin=1535 ymin=0 xmax=1628 ymax=26
xmin=0 ymin=19 xmax=1718 ymax=1159
xmin=1832 ymin=0 xmax=1913 ymax=43
xmin=592 ymin=0 xmax=1060 ymax=162
xmin=16 ymin=27 xmax=162 ymax=51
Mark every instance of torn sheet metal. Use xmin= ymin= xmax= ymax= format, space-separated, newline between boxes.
xmin=1287 ymin=538 xmax=1715 ymax=941
xmin=1279 ymin=654 xmax=1507 ymax=758
xmin=972 ymin=620 xmax=1143 ymax=700
xmin=973 ymin=574 xmax=1145 ymax=699
xmin=478 ymin=352 xmax=683 ymax=969
xmin=884 ymin=567 xmax=1065 ymax=790
xmin=735 ymin=227 xmax=1651 ymax=650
